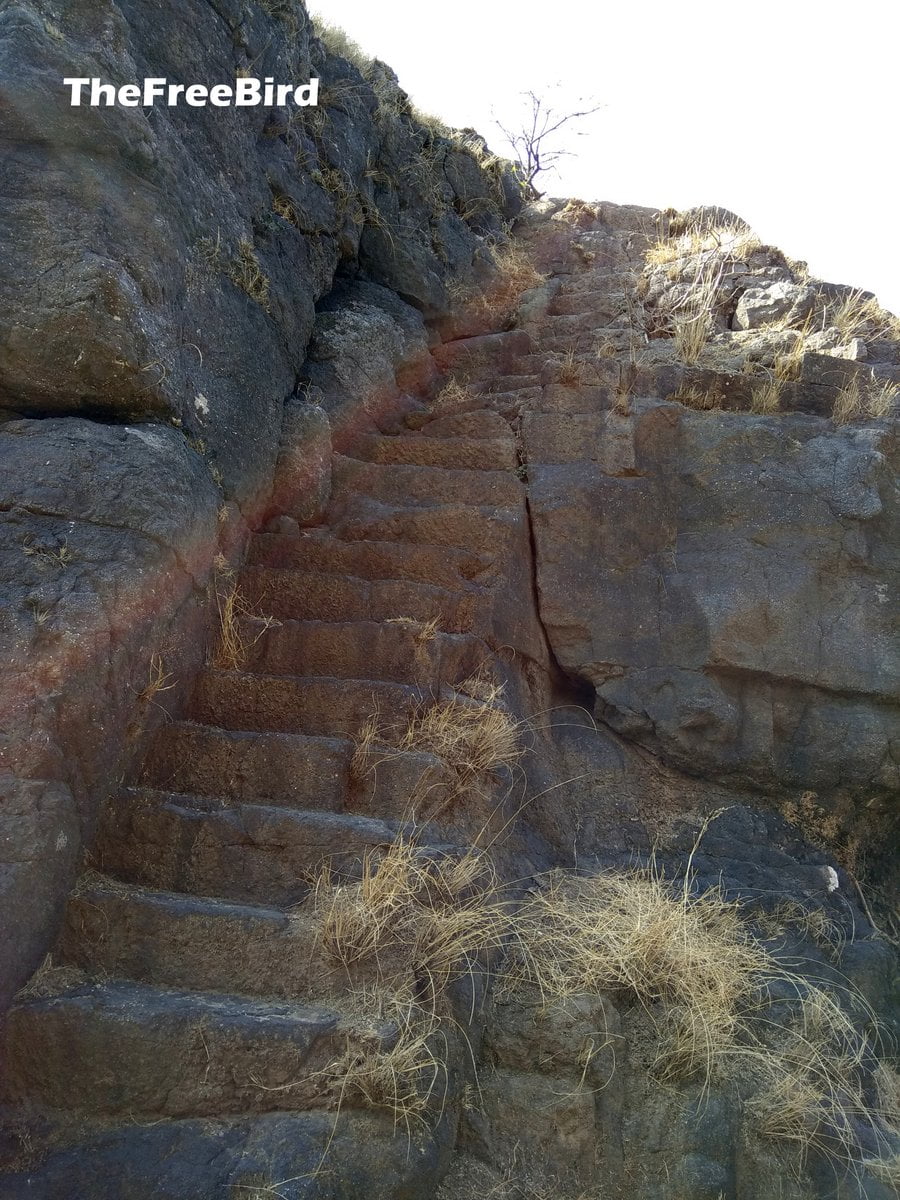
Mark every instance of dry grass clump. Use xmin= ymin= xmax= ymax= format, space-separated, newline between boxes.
xmin=212 ymin=583 xmax=278 ymax=669
xmin=22 ymin=536 xmax=77 ymax=568
xmin=316 ymin=994 xmax=447 ymax=1134
xmin=830 ymin=376 xmax=896 ymax=425
xmin=670 ymin=384 xmax=719 ymax=412
xmin=646 ymin=216 xmax=760 ymax=269
xmin=672 ymin=293 xmax=714 ymax=365
xmin=750 ymin=373 xmax=782 ymax=414
xmin=310 ymin=839 xmax=512 ymax=1132
xmin=866 ymin=377 xmax=900 ymax=419
xmin=397 ymin=674 xmax=522 ymax=780
xmin=228 ymin=238 xmax=271 ymax=312
xmin=313 ymin=838 xmax=510 ymax=1000
xmin=446 ymin=239 xmax=546 ymax=327
xmin=499 ymin=863 xmax=899 ymax=1175
xmin=774 ymin=330 xmax=809 ymax=382
xmin=310 ymin=16 xmax=371 ymax=71
xmin=555 ymin=347 xmax=585 ymax=385
xmin=743 ymin=988 xmax=881 ymax=1164
xmin=433 ymin=377 xmax=478 ymax=414
xmin=136 ymin=653 xmax=176 ymax=708
xmin=756 ymin=900 xmax=844 ymax=959
xmin=502 ymin=868 xmax=768 ymax=1079
xmin=489 ymin=241 xmax=546 ymax=297
xmin=16 ymin=954 xmax=87 ymax=1001
xmin=830 ymin=289 xmax=900 ymax=344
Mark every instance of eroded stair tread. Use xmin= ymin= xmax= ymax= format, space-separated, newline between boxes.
xmin=4 ymin=980 xmax=393 ymax=1119
xmin=0 ymin=1108 xmax=445 ymax=1200
xmin=241 ymin=618 xmax=488 ymax=685
xmin=353 ymin=433 xmax=517 ymax=470
xmin=331 ymin=455 xmax=523 ymax=508
xmin=96 ymin=789 xmax=419 ymax=904
xmin=57 ymin=878 xmax=370 ymax=1003
xmin=405 ymin=408 xmax=515 ymax=438
xmin=246 ymin=534 xmax=497 ymax=586
xmin=241 ymin=567 xmax=493 ymax=630
xmin=188 ymin=670 xmax=430 ymax=737
xmin=141 ymin=721 xmax=456 ymax=815
xmin=331 ymin=500 xmax=523 ymax=551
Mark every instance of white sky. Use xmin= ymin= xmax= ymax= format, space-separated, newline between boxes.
xmin=313 ymin=0 xmax=900 ymax=314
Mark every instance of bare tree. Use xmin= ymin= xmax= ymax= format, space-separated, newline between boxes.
xmin=495 ymin=90 xmax=602 ymax=196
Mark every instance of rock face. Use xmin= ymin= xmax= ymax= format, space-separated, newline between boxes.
xmin=1 ymin=7 xmax=899 ymax=1200
xmin=1 ymin=192 xmax=897 ymax=1200
xmin=0 ymin=0 xmax=521 ymax=1007
xmin=517 ymin=200 xmax=900 ymax=847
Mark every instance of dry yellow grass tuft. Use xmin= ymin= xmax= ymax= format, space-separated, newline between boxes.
xmin=137 ymin=653 xmax=176 ymax=707
xmin=669 ymin=259 xmax=725 ymax=365
xmin=501 ymin=867 xmax=767 ymax=1080
xmin=830 ymin=289 xmax=900 ymax=344
xmin=449 ymin=241 xmax=546 ymax=324
xmin=313 ymin=838 xmax=510 ymax=998
xmin=646 ymin=216 xmax=760 ymax=269
xmin=397 ymin=674 xmax=522 ymax=780
xmin=310 ymin=16 xmax=371 ymax=70
xmin=832 ymin=377 xmax=866 ymax=425
xmin=749 ymin=374 xmax=782 ymax=415
xmin=431 ymin=377 xmax=477 ymax=414
xmin=670 ymin=385 xmax=719 ymax=412
xmin=316 ymin=994 xmax=447 ymax=1135
xmin=212 ymin=583 xmax=277 ymax=670
xmin=555 ymin=347 xmax=585 ymax=385
xmin=866 ymin=377 xmax=900 ymax=419
xmin=774 ymin=332 xmax=809 ymax=382
xmin=498 ymin=861 xmax=899 ymax=1174
xmin=228 ymin=238 xmax=271 ymax=312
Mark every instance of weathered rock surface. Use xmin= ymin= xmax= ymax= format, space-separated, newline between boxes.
xmin=0 ymin=0 xmax=521 ymax=1007
xmin=518 ymin=200 xmax=900 ymax=853
xmin=0 ymin=7 xmax=898 ymax=1200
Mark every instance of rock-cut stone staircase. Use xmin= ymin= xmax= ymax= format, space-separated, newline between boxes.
xmin=0 ymin=354 xmax=545 ymax=1198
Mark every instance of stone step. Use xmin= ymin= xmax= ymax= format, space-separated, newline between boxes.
xmin=549 ymin=290 xmax=629 ymax=318
xmin=468 ymin=387 xmax=542 ymax=417
xmin=331 ymin=500 xmax=522 ymax=552
xmin=246 ymin=534 xmax=498 ymax=588
xmin=0 ymin=1109 xmax=436 ymax=1200
xmin=58 ymin=877 xmax=322 ymax=999
xmin=57 ymin=876 xmax=414 ymax=1004
xmin=354 ymin=433 xmax=517 ymax=471
xmin=405 ymin=409 xmax=514 ymax=439
xmin=430 ymin=330 xmax=533 ymax=381
xmin=533 ymin=333 xmax=599 ymax=355
xmin=2 ymin=979 xmax=393 ymax=1119
xmin=332 ymin=455 xmax=522 ymax=509
xmin=241 ymin=619 xmax=488 ymax=688
xmin=189 ymin=669 xmax=428 ymax=739
xmin=472 ymin=373 xmax=540 ymax=393
xmin=96 ymin=789 xmax=412 ymax=905
xmin=141 ymin=722 xmax=457 ymax=818
xmin=241 ymin=567 xmax=491 ymax=633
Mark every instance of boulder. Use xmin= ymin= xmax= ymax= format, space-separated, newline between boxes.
xmin=526 ymin=398 xmax=900 ymax=806
xmin=733 ymin=281 xmax=816 ymax=329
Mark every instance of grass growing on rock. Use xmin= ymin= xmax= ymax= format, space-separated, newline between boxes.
xmin=830 ymin=289 xmax=900 ymax=344
xmin=312 ymin=838 xmax=510 ymax=1001
xmin=450 ymin=240 xmax=547 ymax=326
xmin=497 ymin=861 xmax=900 ymax=1174
xmin=211 ymin=582 xmax=278 ymax=670
xmin=831 ymin=375 xmax=898 ymax=425
xmin=749 ymin=373 xmax=782 ymax=414
xmin=397 ymin=674 xmax=522 ymax=780
xmin=308 ymin=839 xmax=512 ymax=1135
